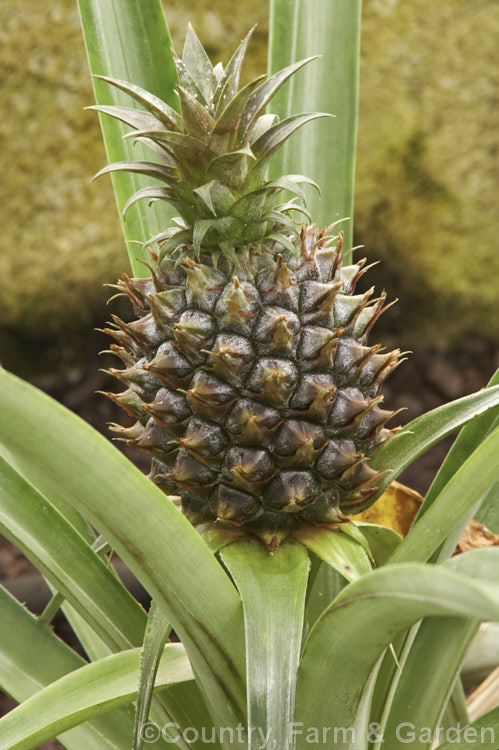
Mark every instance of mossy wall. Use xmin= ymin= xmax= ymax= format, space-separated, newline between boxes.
xmin=1 ymin=0 xmax=497 ymax=346
xmin=0 ymin=0 xmax=267 ymax=337
xmin=357 ymin=0 xmax=499 ymax=346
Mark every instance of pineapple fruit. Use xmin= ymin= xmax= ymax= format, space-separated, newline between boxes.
xmin=95 ymin=27 xmax=400 ymax=548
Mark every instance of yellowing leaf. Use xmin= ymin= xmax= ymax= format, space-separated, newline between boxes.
xmin=356 ymin=481 xmax=422 ymax=537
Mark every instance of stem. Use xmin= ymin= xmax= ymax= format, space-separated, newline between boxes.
xmin=39 ymin=592 xmax=66 ymax=625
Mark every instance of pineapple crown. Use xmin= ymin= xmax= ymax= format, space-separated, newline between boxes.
xmin=91 ymin=26 xmax=331 ymax=265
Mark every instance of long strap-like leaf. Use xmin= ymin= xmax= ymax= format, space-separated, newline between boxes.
xmin=462 ymin=621 xmax=499 ymax=685
xmin=0 ymin=444 xmax=94 ymax=543
xmin=381 ymin=395 xmax=499 ymax=731
xmin=0 ymin=643 xmax=192 ymax=750
xmin=389 ymin=424 xmax=499 ymax=564
xmin=0 ymin=369 xmax=246 ymax=732
xmin=292 ymin=525 xmax=371 ymax=581
xmin=221 ymin=539 xmax=310 ymax=750
xmin=77 ymin=0 xmax=178 ymax=274
xmin=475 ymin=482 xmax=499 ymax=533
xmin=0 ymin=480 xmax=186 ymax=746
xmin=295 ymin=555 xmax=499 ymax=750
xmin=133 ymin=600 xmax=171 ymax=750
xmin=268 ymin=0 xmax=362 ymax=250
xmin=306 ymin=561 xmax=347 ymax=628
xmin=370 ymin=386 xmax=499 ymax=500
xmin=371 ymin=538 xmax=499 ymax=748
xmin=375 ymin=617 xmax=477 ymax=750
xmin=421 ymin=367 xmax=499 ymax=516
xmin=435 ymin=706 xmax=499 ymax=750
xmin=0 ymin=586 xmax=155 ymax=750
xmin=0 ymin=456 xmax=146 ymax=652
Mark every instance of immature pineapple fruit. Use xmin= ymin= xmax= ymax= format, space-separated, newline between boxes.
xmin=96 ymin=27 xmax=400 ymax=548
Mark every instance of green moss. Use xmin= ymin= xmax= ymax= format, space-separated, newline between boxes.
xmin=356 ymin=0 xmax=499 ymax=346
xmin=0 ymin=0 xmax=123 ymax=334
xmin=0 ymin=0 xmax=267 ymax=337
xmin=401 ymin=132 xmax=453 ymax=201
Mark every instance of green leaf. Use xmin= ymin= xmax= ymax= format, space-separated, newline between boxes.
xmin=462 ymin=622 xmax=499 ymax=685
xmin=215 ymin=28 xmax=254 ymax=109
xmin=177 ymin=85 xmax=215 ymax=140
xmin=192 ymin=181 xmax=218 ymax=216
xmin=199 ymin=526 xmax=244 ymax=554
xmin=447 ymin=546 xmax=499 ymax=583
xmin=173 ymin=50 xmax=206 ymax=102
xmin=122 ymin=187 xmax=176 ymax=218
xmin=292 ymin=525 xmax=372 ymax=581
xmin=182 ymin=24 xmax=217 ymax=105
xmin=128 ymin=130 xmax=215 ymax=167
xmin=295 ymin=561 xmax=499 ymax=750
xmin=268 ymin=0 xmax=362 ymax=250
xmin=213 ymin=77 xmax=266 ymax=141
xmin=0 ymin=445 xmax=94 ymax=544
xmin=306 ymin=561 xmax=347 ymax=627
xmin=266 ymin=232 xmax=297 ymax=253
xmin=262 ymin=210 xmax=297 ymax=233
xmin=367 ymin=627 xmax=409 ymax=736
xmin=0 ymin=369 xmax=246 ymax=729
xmin=208 ymin=145 xmax=255 ymax=179
xmin=154 ymin=681 xmax=222 ymax=750
xmin=0 ymin=644 xmax=192 ymax=750
xmin=221 ymin=540 xmax=309 ymax=750
xmin=420 ymin=368 xmax=499 ymax=517
xmin=443 ymin=680 xmax=470 ymax=732
xmin=94 ymin=75 xmax=181 ymax=130
xmin=370 ymin=386 xmax=499 ymax=500
xmin=249 ymin=114 xmax=277 ymax=143
xmin=158 ymin=229 xmax=192 ymax=261
xmin=377 ymin=618 xmax=477 ymax=750
xmin=475 ymin=482 xmax=499 ymax=533
xmin=193 ymin=181 xmax=236 ymax=216
xmin=252 ymin=113 xmax=331 ymax=163
xmin=0 ymin=586 xmax=149 ymax=750
xmin=376 ymin=549 xmax=499 ymax=749
xmin=265 ymin=174 xmax=321 ymax=203
xmin=239 ymin=58 xmax=317 ymax=140
xmin=435 ymin=707 xmax=499 ymax=750
xmin=388 ymin=425 xmax=499 ymax=564
xmin=93 ymin=161 xmax=176 ymax=183
xmin=133 ymin=600 xmax=171 ymax=750
xmin=87 ymin=104 xmax=167 ymax=133
xmin=77 ymin=0 xmax=178 ymax=274
xmin=40 ymin=538 xmax=114 ymax=663
xmin=0 ymin=456 xmax=146 ymax=652
xmin=60 ymin=603 xmax=112 ymax=663
xmin=192 ymin=217 xmax=241 ymax=255
xmin=356 ymin=523 xmax=402 ymax=567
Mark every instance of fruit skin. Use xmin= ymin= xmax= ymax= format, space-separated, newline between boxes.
xmin=104 ymin=224 xmax=399 ymax=548
xmin=96 ymin=27 xmax=400 ymax=548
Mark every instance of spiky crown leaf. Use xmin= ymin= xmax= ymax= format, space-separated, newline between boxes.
xmin=91 ymin=26 xmax=330 ymax=263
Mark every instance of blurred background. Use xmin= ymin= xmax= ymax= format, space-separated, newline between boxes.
xmin=0 ymin=1 xmax=498 ymax=741
xmin=1 ymin=0 xmax=498 ymax=525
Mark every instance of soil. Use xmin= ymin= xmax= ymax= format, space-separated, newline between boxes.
xmin=1 ymin=326 xmax=498 ymax=747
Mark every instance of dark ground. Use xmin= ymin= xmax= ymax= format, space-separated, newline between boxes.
xmin=1 ymin=325 xmax=498 ymax=748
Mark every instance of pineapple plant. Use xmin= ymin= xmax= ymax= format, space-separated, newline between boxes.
xmin=96 ymin=27 xmax=400 ymax=548
xmin=1 ymin=4 xmax=499 ymax=750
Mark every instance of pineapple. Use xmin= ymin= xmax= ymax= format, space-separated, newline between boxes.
xmin=95 ymin=27 xmax=400 ymax=548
